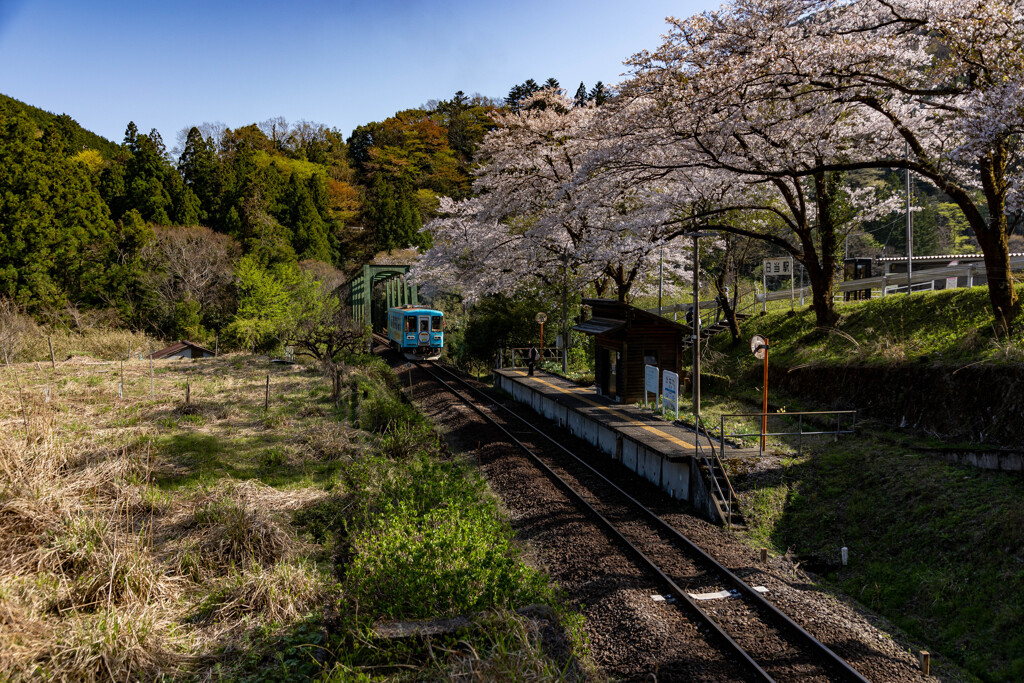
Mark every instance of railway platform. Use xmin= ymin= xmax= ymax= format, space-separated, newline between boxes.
xmin=494 ymin=367 xmax=739 ymax=523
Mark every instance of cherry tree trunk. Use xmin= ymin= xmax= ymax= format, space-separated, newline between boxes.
xmin=975 ymin=225 xmax=1019 ymax=335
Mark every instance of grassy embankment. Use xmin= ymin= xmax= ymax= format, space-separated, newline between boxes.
xmin=0 ymin=342 xmax=588 ymax=681
xmin=674 ymin=285 xmax=1024 ymax=682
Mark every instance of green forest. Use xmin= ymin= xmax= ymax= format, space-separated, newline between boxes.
xmin=0 ymin=87 xmax=511 ymax=347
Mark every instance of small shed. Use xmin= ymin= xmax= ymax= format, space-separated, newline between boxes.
xmin=572 ymin=298 xmax=689 ymax=403
xmin=149 ymin=340 xmax=216 ymax=360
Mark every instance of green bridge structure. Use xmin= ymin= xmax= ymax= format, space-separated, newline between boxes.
xmin=346 ymin=264 xmax=420 ymax=331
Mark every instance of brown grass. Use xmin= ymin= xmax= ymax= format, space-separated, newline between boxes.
xmin=178 ymin=480 xmax=297 ymax=574
xmin=0 ymin=356 xmax=338 ymax=681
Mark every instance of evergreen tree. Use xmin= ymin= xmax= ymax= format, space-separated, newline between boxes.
xmin=588 ymin=81 xmax=609 ymax=106
xmin=505 ymin=79 xmax=542 ymax=111
xmin=103 ymin=209 xmax=155 ymax=324
xmin=0 ymin=112 xmax=115 ymax=310
xmin=177 ymin=127 xmax=221 ymax=225
xmin=366 ymin=175 xmax=422 ymax=252
xmin=544 ymin=77 xmax=561 ymax=92
xmin=283 ymin=172 xmax=332 ymax=262
xmin=574 ymin=82 xmax=588 ymax=107
xmin=108 ymin=123 xmax=179 ymax=225
xmin=173 ymin=185 xmax=202 ymax=226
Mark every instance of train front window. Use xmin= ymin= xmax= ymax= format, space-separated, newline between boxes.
xmin=405 ymin=318 xmax=415 ymax=333
xmin=432 ymin=317 xmax=442 ymax=331
xmin=419 ymin=317 xmax=430 ymax=333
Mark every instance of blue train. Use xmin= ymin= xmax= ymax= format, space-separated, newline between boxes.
xmin=387 ymin=306 xmax=444 ymax=360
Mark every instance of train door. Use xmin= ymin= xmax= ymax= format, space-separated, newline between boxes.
xmin=417 ymin=316 xmax=431 ymax=346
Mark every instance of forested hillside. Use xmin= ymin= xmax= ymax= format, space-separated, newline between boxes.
xmin=0 ymin=86 xmax=519 ymax=344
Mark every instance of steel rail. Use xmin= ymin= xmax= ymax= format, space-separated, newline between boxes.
xmin=419 ymin=358 xmax=871 ymax=683
xmin=408 ymin=360 xmax=773 ymax=682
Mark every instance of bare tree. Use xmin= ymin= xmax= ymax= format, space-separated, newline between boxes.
xmin=286 ymin=275 xmax=367 ymax=362
xmin=142 ymin=226 xmax=239 ymax=331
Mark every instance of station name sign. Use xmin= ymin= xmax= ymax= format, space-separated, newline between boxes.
xmin=763 ymin=258 xmax=793 ymax=275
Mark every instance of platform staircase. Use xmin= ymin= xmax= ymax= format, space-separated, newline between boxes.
xmin=681 ymin=312 xmax=749 ymax=351
xmin=692 ymin=418 xmax=746 ymax=529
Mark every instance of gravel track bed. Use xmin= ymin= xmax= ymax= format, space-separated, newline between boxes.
xmin=382 ymin=347 xmax=933 ymax=682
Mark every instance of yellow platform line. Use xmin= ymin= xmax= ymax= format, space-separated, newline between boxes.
xmin=508 ymin=371 xmax=695 ymax=451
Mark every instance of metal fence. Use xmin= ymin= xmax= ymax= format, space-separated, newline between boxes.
xmin=500 ymin=347 xmax=564 ymax=368
xmin=759 ymin=255 xmax=1024 ymax=306
xmin=719 ymin=410 xmax=857 ymax=455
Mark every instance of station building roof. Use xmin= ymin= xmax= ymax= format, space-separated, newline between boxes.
xmin=572 ymin=298 xmax=690 ymax=336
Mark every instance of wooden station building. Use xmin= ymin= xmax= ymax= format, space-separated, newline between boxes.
xmin=572 ymin=298 xmax=690 ymax=403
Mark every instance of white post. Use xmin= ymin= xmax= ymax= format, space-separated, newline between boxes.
xmin=761 ymin=268 xmax=767 ymax=313
xmin=790 ymin=258 xmax=795 ymax=311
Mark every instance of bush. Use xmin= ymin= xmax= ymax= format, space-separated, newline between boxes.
xmin=358 ymin=394 xmax=421 ymax=433
xmin=344 ymin=501 xmax=548 ymax=620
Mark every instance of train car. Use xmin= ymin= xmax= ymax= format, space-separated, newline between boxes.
xmin=387 ymin=306 xmax=444 ymax=360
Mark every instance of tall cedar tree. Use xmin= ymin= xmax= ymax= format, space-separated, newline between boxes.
xmin=0 ymin=112 xmax=117 ymax=310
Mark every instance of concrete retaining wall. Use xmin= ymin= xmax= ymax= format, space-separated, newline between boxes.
xmin=495 ymin=374 xmax=692 ymax=503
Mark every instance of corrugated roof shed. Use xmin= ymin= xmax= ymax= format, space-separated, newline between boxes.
xmin=149 ymin=340 xmax=216 ymax=360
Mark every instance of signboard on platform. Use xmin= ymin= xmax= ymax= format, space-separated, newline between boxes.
xmin=644 ymin=364 xmax=660 ymax=408
xmin=662 ymin=370 xmax=679 ymax=420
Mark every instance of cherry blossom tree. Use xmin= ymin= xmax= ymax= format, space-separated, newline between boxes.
xmin=620 ymin=0 xmax=1023 ymax=331
xmin=574 ymin=0 xmax=930 ymax=328
xmin=413 ymin=90 xmax=695 ymax=306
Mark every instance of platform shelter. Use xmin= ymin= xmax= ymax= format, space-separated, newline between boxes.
xmin=573 ymin=298 xmax=690 ymax=404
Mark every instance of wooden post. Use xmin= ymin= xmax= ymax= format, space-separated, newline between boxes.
xmin=48 ymin=336 xmax=55 ymax=369
xmin=149 ymin=355 xmax=154 ymax=399
xmin=919 ymin=651 xmax=930 ymax=675
xmin=264 ymin=374 xmax=270 ymax=412
xmin=186 ymin=375 xmax=191 ymax=405
xmin=760 ymin=548 xmax=768 ymax=563
xmin=214 ymin=334 xmax=219 ymax=357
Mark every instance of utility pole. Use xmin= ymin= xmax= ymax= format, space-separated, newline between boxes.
xmin=562 ymin=250 xmax=569 ymax=374
xmin=658 ymin=243 xmax=664 ymax=316
xmin=906 ymin=140 xmax=913 ymax=295
xmin=692 ymin=234 xmax=701 ymax=421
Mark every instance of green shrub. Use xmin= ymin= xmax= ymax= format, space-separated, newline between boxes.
xmin=344 ymin=501 xmax=548 ymax=620
xmin=358 ymin=394 xmax=420 ymax=433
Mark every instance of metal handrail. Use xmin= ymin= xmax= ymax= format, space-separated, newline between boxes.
xmin=692 ymin=415 xmax=736 ymax=529
xmin=503 ymin=347 xmax=562 ymax=368
xmin=719 ymin=410 xmax=857 ymax=455
xmin=758 ymin=255 xmax=1024 ymax=304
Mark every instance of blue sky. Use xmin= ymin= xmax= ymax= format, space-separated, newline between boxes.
xmin=0 ymin=1 xmax=717 ymax=147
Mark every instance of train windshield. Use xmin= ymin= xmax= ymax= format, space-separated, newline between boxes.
xmin=432 ymin=317 xmax=442 ymax=331
xmin=419 ymin=317 xmax=430 ymax=333
xmin=405 ymin=318 xmax=415 ymax=333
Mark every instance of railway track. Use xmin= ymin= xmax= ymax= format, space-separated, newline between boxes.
xmin=405 ymin=353 xmax=871 ymax=682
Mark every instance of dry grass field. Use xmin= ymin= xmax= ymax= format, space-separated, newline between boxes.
xmin=0 ymin=349 xmax=582 ymax=682
xmin=0 ymin=353 xmax=346 ymax=680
